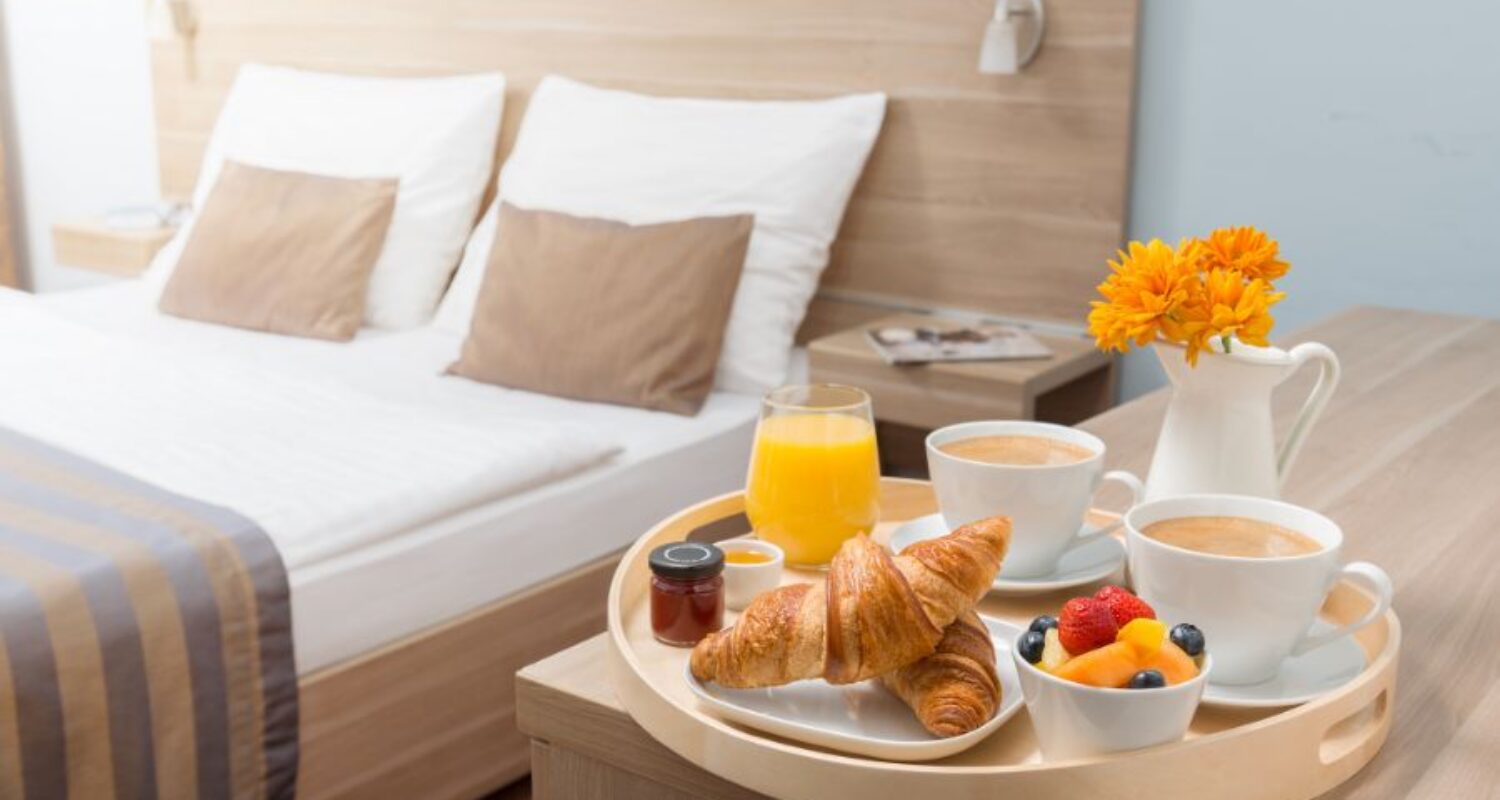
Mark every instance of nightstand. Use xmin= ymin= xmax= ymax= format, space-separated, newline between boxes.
xmin=807 ymin=313 xmax=1114 ymax=475
xmin=52 ymin=219 xmax=177 ymax=277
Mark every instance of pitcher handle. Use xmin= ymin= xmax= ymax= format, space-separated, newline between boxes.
xmin=1277 ymin=342 xmax=1341 ymax=488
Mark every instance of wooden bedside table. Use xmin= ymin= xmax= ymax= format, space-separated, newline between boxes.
xmin=807 ymin=313 xmax=1115 ymax=474
xmin=52 ymin=219 xmax=177 ymax=277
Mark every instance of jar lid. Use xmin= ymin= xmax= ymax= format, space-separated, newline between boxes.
xmin=648 ymin=541 xmax=725 ymax=580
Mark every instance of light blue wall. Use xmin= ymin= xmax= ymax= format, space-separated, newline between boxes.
xmin=1120 ymin=0 xmax=1500 ymax=399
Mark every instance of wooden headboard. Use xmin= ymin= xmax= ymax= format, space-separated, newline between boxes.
xmin=151 ymin=0 xmax=1138 ymax=336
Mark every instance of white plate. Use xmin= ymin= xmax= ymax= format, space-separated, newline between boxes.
xmin=889 ymin=514 xmax=1126 ymax=596
xmin=1201 ymin=620 xmax=1368 ymax=708
xmin=687 ymin=617 xmax=1025 ymax=761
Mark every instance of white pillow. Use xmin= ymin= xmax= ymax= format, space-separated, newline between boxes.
xmin=432 ymin=76 xmax=885 ymax=394
xmin=435 ymin=201 xmax=498 ymax=335
xmin=148 ymin=64 xmax=505 ymax=329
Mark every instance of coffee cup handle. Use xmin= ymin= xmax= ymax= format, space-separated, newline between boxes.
xmin=1072 ymin=470 xmax=1145 ymax=548
xmin=1290 ymin=562 xmax=1394 ymax=657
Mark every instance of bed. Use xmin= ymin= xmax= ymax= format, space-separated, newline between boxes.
xmin=33 ymin=281 xmax=777 ymax=677
xmin=9 ymin=281 xmax=780 ymax=796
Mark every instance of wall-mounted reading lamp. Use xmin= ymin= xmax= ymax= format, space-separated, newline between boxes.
xmin=146 ymin=0 xmax=196 ymax=41
xmin=145 ymin=0 xmax=198 ymax=79
xmin=978 ymin=0 xmax=1046 ymax=75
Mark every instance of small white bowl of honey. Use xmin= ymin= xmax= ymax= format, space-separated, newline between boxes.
xmin=718 ymin=538 xmax=785 ymax=612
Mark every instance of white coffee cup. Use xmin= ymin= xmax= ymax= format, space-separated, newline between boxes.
xmin=1126 ymin=494 xmax=1393 ymax=686
xmin=927 ymin=421 xmax=1144 ymax=579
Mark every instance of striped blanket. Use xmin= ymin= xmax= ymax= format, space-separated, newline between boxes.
xmin=0 ymin=428 xmax=297 ymax=799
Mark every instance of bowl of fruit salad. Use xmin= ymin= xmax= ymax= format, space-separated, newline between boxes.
xmin=1012 ymin=585 xmax=1210 ymax=760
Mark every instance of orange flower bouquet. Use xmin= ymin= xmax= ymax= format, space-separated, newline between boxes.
xmin=1087 ymin=227 xmax=1288 ymax=365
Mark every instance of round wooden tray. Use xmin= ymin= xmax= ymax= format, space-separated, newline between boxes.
xmin=606 ymin=479 xmax=1399 ymax=800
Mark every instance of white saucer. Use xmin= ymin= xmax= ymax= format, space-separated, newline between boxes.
xmin=687 ymin=617 xmax=1025 ymax=761
xmin=888 ymin=514 xmax=1126 ymax=596
xmin=1201 ymin=620 xmax=1368 ymax=708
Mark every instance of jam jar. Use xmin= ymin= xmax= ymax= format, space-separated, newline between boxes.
xmin=648 ymin=542 xmax=725 ymax=647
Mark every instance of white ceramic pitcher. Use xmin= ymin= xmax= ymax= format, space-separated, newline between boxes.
xmin=1144 ymin=339 xmax=1340 ymax=501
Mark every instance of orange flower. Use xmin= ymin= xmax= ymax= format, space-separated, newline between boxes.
xmin=1087 ymin=239 xmax=1198 ymax=353
xmin=1176 ymin=268 xmax=1286 ymax=363
xmin=1086 ymin=227 xmax=1290 ymax=366
xmin=1186 ymin=226 xmax=1290 ymax=282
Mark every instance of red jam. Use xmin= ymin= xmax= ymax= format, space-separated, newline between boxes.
xmin=648 ymin=542 xmax=725 ymax=647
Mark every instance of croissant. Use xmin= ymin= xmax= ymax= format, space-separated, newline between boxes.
xmin=879 ymin=609 xmax=1000 ymax=738
xmin=690 ymin=516 xmax=1010 ymax=688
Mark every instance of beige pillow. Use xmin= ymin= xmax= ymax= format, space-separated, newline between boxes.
xmin=449 ymin=204 xmax=753 ymax=415
xmin=159 ymin=161 xmax=398 ymax=341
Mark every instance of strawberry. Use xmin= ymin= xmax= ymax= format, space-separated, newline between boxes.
xmin=1094 ymin=585 xmax=1157 ymax=627
xmin=1058 ymin=597 xmax=1118 ymax=654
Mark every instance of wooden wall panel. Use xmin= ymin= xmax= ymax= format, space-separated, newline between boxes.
xmin=152 ymin=0 xmax=1138 ymax=327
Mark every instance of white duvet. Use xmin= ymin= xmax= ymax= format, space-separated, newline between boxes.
xmin=0 ymin=289 xmax=618 ymax=569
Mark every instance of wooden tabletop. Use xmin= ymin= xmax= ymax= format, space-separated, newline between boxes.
xmin=518 ymin=306 xmax=1500 ymax=799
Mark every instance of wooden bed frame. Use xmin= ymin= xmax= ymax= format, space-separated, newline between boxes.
xmin=148 ymin=1 xmax=1139 ymax=797
xmin=297 ymin=551 xmax=619 ymax=798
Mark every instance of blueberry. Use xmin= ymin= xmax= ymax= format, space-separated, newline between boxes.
xmin=1170 ymin=623 xmax=1205 ymax=657
xmin=1018 ymin=630 xmax=1046 ymax=664
xmin=1128 ymin=669 xmax=1166 ymax=689
xmin=1028 ymin=615 xmax=1059 ymax=634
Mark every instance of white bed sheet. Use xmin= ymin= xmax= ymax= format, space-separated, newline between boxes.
xmin=37 ymin=283 xmax=782 ymax=674
xmin=0 ymin=290 xmax=618 ymax=567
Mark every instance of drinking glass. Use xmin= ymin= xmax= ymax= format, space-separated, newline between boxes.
xmin=745 ymin=384 xmax=880 ymax=569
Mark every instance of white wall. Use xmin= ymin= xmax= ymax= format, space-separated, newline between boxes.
xmin=1121 ymin=0 xmax=1500 ymax=399
xmin=2 ymin=0 xmax=159 ymax=292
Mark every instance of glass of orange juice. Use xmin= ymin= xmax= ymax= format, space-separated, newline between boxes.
xmin=746 ymin=384 xmax=880 ymax=569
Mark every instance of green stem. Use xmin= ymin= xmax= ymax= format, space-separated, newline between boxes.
xmin=1221 ymin=334 xmax=1233 ymax=353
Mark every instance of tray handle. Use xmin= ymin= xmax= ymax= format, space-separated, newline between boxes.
xmin=687 ymin=512 xmax=753 ymax=545
xmin=1317 ymin=682 xmax=1391 ymax=767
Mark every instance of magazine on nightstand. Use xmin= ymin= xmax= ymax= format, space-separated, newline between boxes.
xmin=865 ymin=323 xmax=1053 ymax=365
